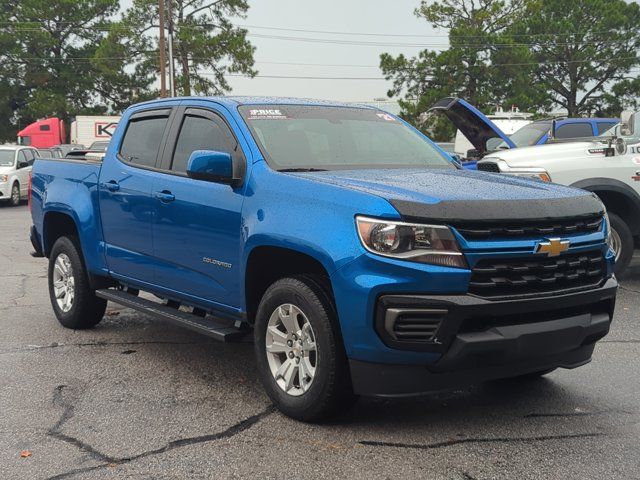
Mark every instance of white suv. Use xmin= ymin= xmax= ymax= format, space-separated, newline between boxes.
xmin=478 ymin=112 xmax=640 ymax=275
xmin=0 ymin=145 xmax=40 ymax=206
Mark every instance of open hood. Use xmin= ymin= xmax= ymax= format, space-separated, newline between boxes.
xmin=430 ymin=97 xmax=516 ymax=156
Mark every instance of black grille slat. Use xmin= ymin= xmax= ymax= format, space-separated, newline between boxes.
xmin=478 ymin=162 xmax=500 ymax=173
xmin=454 ymin=215 xmax=603 ymax=240
xmin=469 ymin=250 xmax=606 ymax=298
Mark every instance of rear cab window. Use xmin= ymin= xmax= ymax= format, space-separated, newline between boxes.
xmin=119 ymin=110 xmax=171 ymax=168
xmin=555 ymin=122 xmax=592 ymax=139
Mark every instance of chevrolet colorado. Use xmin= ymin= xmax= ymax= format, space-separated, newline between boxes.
xmin=29 ymin=97 xmax=617 ymax=421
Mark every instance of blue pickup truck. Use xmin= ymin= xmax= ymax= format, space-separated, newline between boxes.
xmin=29 ymin=97 xmax=617 ymax=421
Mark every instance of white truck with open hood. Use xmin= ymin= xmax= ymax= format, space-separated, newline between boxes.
xmin=478 ymin=112 xmax=640 ymax=274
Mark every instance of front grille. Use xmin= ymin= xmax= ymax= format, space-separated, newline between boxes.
xmin=453 ymin=215 xmax=603 ymax=240
xmin=477 ymin=162 xmax=500 ymax=172
xmin=469 ymin=250 xmax=606 ymax=298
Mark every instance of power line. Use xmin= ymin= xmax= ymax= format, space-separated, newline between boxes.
xmin=0 ymin=20 xmax=622 ymax=39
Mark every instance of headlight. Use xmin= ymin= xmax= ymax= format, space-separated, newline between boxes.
xmin=481 ymin=160 xmax=552 ymax=182
xmin=515 ymin=171 xmax=552 ymax=182
xmin=356 ymin=216 xmax=467 ymax=268
xmin=0 ymin=175 xmax=8 ymax=183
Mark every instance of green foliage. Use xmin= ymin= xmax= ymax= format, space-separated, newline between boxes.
xmin=514 ymin=0 xmax=640 ymax=115
xmin=0 ymin=0 xmax=255 ymax=141
xmin=113 ymin=0 xmax=257 ymax=97
xmin=381 ymin=0 xmax=640 ymax=138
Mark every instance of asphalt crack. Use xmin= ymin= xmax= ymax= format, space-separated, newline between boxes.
xmin=359 ymin=432 xmax=604 ymax=450
xmin=46 ymin=384 xmax=275 ymax=479
xmin=0 ymin=340 xmax=221 ymax=355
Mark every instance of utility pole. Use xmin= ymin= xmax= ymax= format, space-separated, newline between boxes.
xmin=158 ymin=0 xmax=167 ymax=97
xmin=167 ymin=0 xmax=176 ymax=97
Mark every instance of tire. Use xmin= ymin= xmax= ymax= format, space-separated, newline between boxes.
xmin=254 ymin=275 xmax=355 ymax=422
xmin=9 ymin=182 xmax=20 ymax=207
xmin=48 ymin=236 xmax=107 ymax=329
xmin=608 ymin=212 xmax=633 ymax=275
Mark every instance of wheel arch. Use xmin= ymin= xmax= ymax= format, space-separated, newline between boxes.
xmin=244 ymin=245 xmax=335 ymax=325
xmin=42 ymin=210 xmax=81 ymax=257
xmin=571 ymin=178 xmax=640 ymax=236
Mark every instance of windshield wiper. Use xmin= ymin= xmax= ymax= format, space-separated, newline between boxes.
xmin=277 ymin=167 xmax=328 ymax=172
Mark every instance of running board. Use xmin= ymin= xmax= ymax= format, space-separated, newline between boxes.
xmin=96 ymin=289 xmax=247 ymax=342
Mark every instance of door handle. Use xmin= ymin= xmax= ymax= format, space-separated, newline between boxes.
xmin=155 ymin=190 xmax=175 ymax=203
xmin=101 ymin=181 xmax=120 ymax=192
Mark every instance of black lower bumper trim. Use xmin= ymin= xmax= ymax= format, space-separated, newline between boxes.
xmin=354 ymin=279 xmax=616 ymax=396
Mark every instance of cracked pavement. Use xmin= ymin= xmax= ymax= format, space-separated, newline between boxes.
xmin=1 ymin=204 xmax=639 ymax=479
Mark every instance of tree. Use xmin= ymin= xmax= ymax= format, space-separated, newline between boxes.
xmin=380 ymin=0 xmax=533 ymax=138
xmin=0 ymin=1 xmax=115 ymax=129
xmin=116 ymin=0 xmax=257 ymax=97
xmin=380 ymin=0 xmax=640 ymax=136
xmin=514 ymin=0 xmax=640 ymax=116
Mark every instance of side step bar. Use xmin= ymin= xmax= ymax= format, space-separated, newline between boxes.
xmin=96 ymin=289 xmax=247 ymax=342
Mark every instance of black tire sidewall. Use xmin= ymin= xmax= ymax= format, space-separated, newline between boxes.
xmin=48 ymin=236 xmax=105 ymax=329
xmin=254 ymin=277 xmax=347 ymax=421
xmin=10 ymin=183 xmax=20 ymax=206
xmin=608 ymin=212 xmax=633 ymax=275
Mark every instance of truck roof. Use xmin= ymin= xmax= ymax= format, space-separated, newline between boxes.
xmin=132 ymin=96 xmax=378 ymax=110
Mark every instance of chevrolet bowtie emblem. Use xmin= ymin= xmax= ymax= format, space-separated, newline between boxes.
xmin=535 ymin=238 xmax=570 ymax=257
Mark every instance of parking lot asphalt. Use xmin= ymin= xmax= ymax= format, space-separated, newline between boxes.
xmin=1 ymin=203 xmax=639 ymax=480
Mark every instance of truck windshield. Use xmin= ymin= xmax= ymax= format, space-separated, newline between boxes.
xmin=239 ymin=105 xmax=454 ymax=170
xmin=0 ymin=150 xmax=15 ymax=167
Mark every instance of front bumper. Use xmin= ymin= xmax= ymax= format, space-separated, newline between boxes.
xmin=349 ymin=277 xmax=617 ymax=396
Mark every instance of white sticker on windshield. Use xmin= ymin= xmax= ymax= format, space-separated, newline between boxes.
xmin=248 ymin=109 xmax=287 ymax=120
xmin=376 ymin=113 xmax=396 ymax=122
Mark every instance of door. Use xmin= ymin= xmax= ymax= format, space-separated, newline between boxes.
xmin=98 ymin=108 xmax=172 ymax=283
xmin=16 ymin=150 xmax=33 ymax=195
xmin=152 ymin=107 xmax=245 ymax=309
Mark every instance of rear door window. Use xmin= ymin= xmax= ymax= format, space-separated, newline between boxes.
xmin=596 ymin=121 xmax=616 ymax=135
xmin=120 ymin=113 xmax=170 ymax=168
xmin=555 ymin=122 xmax=592 ymax=139
xmin=170 ymin=111 xmax=236 ymax=173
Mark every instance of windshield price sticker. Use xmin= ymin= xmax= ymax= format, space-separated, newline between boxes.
xmin=376 ymin=113 xmax=396 ymax=122
xmin=248 ymin=109 xmax=287 ymax=120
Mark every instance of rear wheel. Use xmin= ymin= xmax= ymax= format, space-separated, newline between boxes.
xmin=608 ymin=212 xmax=633 ymax=275
xmin=254 ymin=276 xmax=355 ymax=422
xmin=48 ymin=236 xmax=106 ymax=329
xmin=9 ymin=182 xmax=20 ymax=206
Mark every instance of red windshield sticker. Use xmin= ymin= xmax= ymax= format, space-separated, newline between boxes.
xmin=631 ymin=156 xmax=640 ymax=165
xmin=376 ymin=113 xmax=396 ymax=122
xmin=248 ymin=109 xmax=287 ymax=120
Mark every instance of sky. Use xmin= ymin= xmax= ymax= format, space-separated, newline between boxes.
xmin=121 ymin=0 xmax=447 ymax=102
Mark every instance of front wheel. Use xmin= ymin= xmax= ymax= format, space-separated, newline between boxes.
xmin=607 ymin=212 xmax=633 ymax=275
xmin=254 ymin=276 xmax=355 ymax=422
xmin=9 ymin=182 xmax=20 ymax=206
xmin=48 ymin=236 xmax=107 ymax=329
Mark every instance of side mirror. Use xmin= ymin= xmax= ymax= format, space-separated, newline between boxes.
xmin=18 ymin=161 xmax=29 ymax=169
xmin=186 ymin=150 xmax=243 ymax=187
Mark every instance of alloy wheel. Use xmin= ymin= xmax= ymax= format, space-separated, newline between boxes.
xmin=52 ymin=253 xmax=75 ymax=312
xmin=265 ymin=303 xmax=317 ymax=396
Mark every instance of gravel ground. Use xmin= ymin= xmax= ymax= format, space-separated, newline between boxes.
xmin=1 ymin=203 xmax=639 ymax=480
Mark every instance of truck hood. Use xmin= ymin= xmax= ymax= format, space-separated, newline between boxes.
xmin=480 ymin=140 xmax=602 ymax=167
xmin=291 ymin=168 xmax=603 ymax=222
xmin=429 ymin=97 xmax=516 ymax=156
